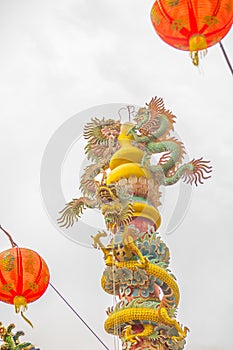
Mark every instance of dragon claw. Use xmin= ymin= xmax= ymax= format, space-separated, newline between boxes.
xmin=126 ymin=126 xmax=136 ymax=136
xmin=134 ymin=257 xmax=148 ymax=269
xmin=182 ymin=157 xmax=212 ymax=186
xmin=122 ymin=325 xmax=138 ymax=344
xmin=57 ymin=197 xmax=97 ymax=228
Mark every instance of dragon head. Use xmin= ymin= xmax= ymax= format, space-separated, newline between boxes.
xmin=101 ymin=120 xmax=121 ymax=140
xmin=97 ymin=184 xmax=118 ymax=204
xmin=134 ymin=107 xmax=150 ymax=129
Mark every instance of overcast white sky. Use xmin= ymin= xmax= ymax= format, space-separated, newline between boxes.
xmin=0 ymin=1 xmax=232 ymax=349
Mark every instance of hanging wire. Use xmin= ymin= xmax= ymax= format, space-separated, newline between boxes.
xmin=49 ymin=282 xmax=110 ymax=350
xmin=219 ymin=41 xmax=233 ymax=76
xmin=0 ymin=225 xmax=18 ymax=247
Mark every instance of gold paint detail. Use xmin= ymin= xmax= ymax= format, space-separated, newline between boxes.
xmin=104 ymin=307 xmax=189 ymax=342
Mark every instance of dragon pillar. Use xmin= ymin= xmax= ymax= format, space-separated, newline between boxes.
xmin=102 ymin=123 xmax=187 ymax=350
xmin=58 ymin=97 xmax=212 ymax=350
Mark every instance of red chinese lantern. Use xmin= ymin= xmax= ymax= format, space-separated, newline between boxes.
xmin=0 ymin=247 xmax=50 ymax=326
xmin=151 ymin=0 xmax=233 ymax=65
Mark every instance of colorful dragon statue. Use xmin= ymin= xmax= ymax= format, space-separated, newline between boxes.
xmin=0 ymin=322 xmax=39 ymax=350
xmin=57 ymin=117 xmax=122 ymax=228
xmin=58 ymin=97 xmax=212 ymax=350
xmin=126 ymin=97 xmax=211 ymax=186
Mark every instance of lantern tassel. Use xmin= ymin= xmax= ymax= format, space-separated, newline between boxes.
xmin=189 ymin=34 xmax=208 ymax=66
xmin=20 ymin=311 xmax=34 ymax=328
xmin=190 ymin=49 xmax=208 ymax=66
xmin=14 ymin=296 xmax=33 ymax=328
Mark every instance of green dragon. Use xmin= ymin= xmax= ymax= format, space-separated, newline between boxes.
xmin=58 ymin=98 xmax=212 ymax=229
xmin=127 ymin=97 xmax=212 ymax=186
